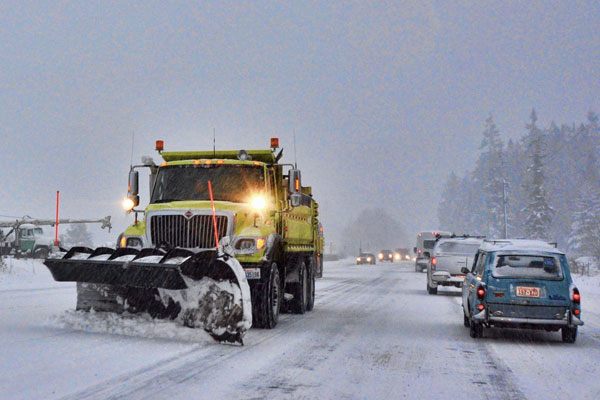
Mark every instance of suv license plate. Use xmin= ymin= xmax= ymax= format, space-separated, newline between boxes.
xmin=516 ymin=286 xmax=540 ymax=298
xmin=244 ymin=268 xmax=261 ymax=280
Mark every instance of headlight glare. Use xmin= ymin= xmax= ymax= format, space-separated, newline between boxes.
xmin=249 ymin=194 xmax=268 ymax=211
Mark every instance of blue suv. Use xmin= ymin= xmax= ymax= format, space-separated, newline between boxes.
xmin=462 ymin=240 xmax=583 ymax=343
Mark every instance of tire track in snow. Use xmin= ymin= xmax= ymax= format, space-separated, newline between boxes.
xmin=59 ymin=272 xmax=383 ymax=400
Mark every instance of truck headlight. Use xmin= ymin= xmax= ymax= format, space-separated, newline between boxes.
xmin=122 ymin=197 xmax=135 ymax=211
xmin=234 ymin=237 xmax=266 ymax=254
xmin=126 ymin=237 xmax=143 ymax=249
xmin=249 ymin=194 xmax=268 ymax=212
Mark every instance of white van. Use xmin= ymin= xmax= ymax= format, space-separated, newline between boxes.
xmin=414 ymin=231 xmax=452 ymax=272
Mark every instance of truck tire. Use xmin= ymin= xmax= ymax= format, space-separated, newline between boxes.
xmin=290 ymin=259 xmax=308 ymax=314
xmin=251 ymin=262 xmax=281 ymax=329
xmin=33 ymin=247 xmax=49 ymax=259
xmin=316 ymin=254 xmax=323 ymax=278
xmin=306 ymin=257 xmax=316 ymax=312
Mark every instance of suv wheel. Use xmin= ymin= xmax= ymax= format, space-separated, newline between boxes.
xmin=561 ymin=326 xmax=577 ymax=343
xmin=427 ymin=282 xmax=437 ymax=295
xmin=469 ymin=320 xmax=483 ymax=338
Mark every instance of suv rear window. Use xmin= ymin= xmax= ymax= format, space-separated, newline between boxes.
xmin=492 ymin=254 xmax=563 ymax=280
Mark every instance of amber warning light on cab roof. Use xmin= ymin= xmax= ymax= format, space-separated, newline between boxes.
xmin=155 ymin=140 xmax=164 ymax=152
xmin=270 ymin=137 xmax=279 ymax=149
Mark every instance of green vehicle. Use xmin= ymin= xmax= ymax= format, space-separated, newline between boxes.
xmin=1 ymin=217 xmax=112 ymax=258
xmin=45 ymin=138 xmax=323 ymax=344
xmin=0 ymin=224 xmax=54 ymax=258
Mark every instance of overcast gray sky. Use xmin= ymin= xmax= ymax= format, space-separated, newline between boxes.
xmin=1 ymin=1 xmax=598 ymax=247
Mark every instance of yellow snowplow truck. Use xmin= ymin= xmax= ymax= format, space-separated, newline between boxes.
xmin=44 ymin=138 xmax=323 ymax=344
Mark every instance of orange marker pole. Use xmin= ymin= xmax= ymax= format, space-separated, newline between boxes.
xmin=207 ymin=180 xmax=220 ymax=248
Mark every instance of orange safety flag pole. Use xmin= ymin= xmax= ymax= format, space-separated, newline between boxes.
xmin=54 ymin=191 xmax=60 ymax=246
xmin=207 ymin=180 xmax=220 ymax=248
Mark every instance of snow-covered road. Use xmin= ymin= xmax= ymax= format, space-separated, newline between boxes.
xmin=1 ymin=259 xmax=599 ymax=399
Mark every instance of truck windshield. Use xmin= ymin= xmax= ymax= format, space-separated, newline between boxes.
xmin=492 ymin=254 xmax=563 ymax=280
xmin=151 ymin=164 xmax=265 ymax=203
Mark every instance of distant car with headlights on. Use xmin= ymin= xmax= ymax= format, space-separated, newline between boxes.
xmin=394 ymin=248 xmax=411 ymax=262
xmin=462 ymin=239 xmax=583 ymax=342
xmin=427 ymin=236 xmax=484 ymax=294
xmin=356 ymin=253 xmax=376 ymax=265
xmin=378 ymin=249 xmax=394 ymax=262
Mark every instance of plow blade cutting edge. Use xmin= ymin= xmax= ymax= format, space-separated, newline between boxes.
xmin=44 ymin=247 xmax=252 ymax=344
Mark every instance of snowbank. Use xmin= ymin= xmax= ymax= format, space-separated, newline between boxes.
xmin=0 ymin=257 xmax=72 ymax=291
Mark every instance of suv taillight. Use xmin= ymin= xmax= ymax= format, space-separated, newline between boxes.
xmin=477 ymin=286 xmax=486 ymax=300
xmin=572 ymin=288 xmax=581 ymax=304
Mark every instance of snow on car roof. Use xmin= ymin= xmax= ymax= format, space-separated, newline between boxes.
xmin=480 ymin=239 xmax=564 ymax=255
xmin=436 ymin=237 xmax=484 ymax=245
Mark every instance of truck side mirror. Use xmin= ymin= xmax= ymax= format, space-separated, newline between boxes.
xmin=288 ymin=169 xmax=302 ymax=207
xmin=290 ymin=193 xmax=302 ymax=207
xmin=128 ymin=169 xmax=139 ymax=197
xmin=288 ymin=169 xmax=301 ymax=194
xmin=413 ymin=247 xmax=417 ymax=253
xmin=128 ymin=169 xmax=140 ymax=207
xmin=461 ymin=267 xmax=470 ymax=274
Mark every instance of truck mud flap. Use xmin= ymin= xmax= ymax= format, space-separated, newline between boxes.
xmin=44 ymin=247 xmax=252 ymax=344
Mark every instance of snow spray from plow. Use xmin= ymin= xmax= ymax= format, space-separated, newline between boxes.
xmin=44 ymin=246 xmax=252 ymax=344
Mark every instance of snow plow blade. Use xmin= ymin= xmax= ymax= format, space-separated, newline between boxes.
xmin=44 ymin=247 xmax=252 ymax=344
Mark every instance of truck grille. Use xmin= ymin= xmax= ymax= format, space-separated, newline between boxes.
xmin=149 ymin=214 xmax=228 ymax=249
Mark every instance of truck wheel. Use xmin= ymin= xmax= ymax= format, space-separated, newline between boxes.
xmin=251 ymin=263 xmax=281 ymax=329
xmin=316 ymin=255 xmax=323 ymax=278
xmin=291 ymin=259 xmax=308 ymax=314
xmin=306 ymin=258 xmax=316 ymax=312
xmin=561 ymin=326 xmax=577 ymax=343
xmin=33 ymin=247 xmax=49 ymax=259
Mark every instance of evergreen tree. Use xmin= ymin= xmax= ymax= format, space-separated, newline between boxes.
xmin=437 ymin=171 xmax=461 ymax=231
xmin=478 ymin=115 xmax=505 ymax=238
xmin=63 ymin=224 xmax=93 ymax=247
xmin=523 ymin=109 xmax=554 ymax=240
xmin=568 ymin=185 xmax=600 ymax=259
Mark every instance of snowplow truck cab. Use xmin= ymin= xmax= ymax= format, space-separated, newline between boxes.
xmin=44 ymin=139 xmax=322 ymax=344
